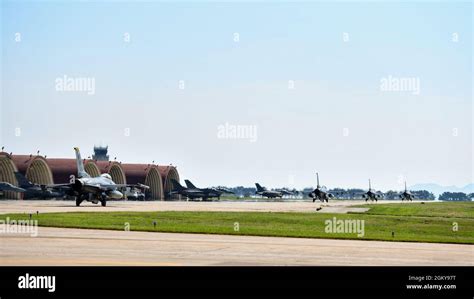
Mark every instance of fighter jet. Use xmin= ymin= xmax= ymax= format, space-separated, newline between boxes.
xmin=308 ymin=173 xmax=333 ymax=203
xmin=124 ymin=187 xmax=146 ymax=201
xmin=275 ymin=188 xmax=296 ymax=196
xmin=14 ymin=172 xmax=65 ymax=199
xmin=171 ymin=179 xmax=223 ymax=201
xmin=255 ymin=183 xmax=283 ymax=198
xmin=213 ymin=186 xmax=235 ymax=195
xmin=399 ymin=181 xmax=414 ymax=201
xmin=184 ymin=180 xmax=234 ymax=200
xmin=362 ymin=179 xmax=382 ymax=202
xmin=0 ymin=182 xmax=26 ymax=194
xmin=59 ymin=147 xmax=149 ymax=206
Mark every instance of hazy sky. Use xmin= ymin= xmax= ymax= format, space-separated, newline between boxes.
xmin=1 ymin=1 xmax=472 ymax=190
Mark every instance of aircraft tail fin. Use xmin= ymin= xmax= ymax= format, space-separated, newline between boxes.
xmin=184 ymin=179 xmax=197 ymax=189
xmin=316 ymin=172 xmax=320 ymax=187
xmin=171 ymin=179 xmax=186 ymax=192
xmin=74 ymin=147 xmax=90 ymax=178
xmin=14 ymin=172 xmax=34 ymax=188
xmin=255 ymin=183 xmax=265 ymax=192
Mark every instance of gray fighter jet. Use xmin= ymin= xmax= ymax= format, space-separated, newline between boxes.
xmin=14 ymin=172 xmax=64 ymax=199
xmin=255 ymin=183 xmax=283 ymax=198
xmin=308 ymin=173 xmax=334 ymax=203
xmin=59 ymin=147 xmax=149 ymax=206
xmin=184 ymin=180 xmax=234 ymax=200
xmin=399 ymin=181 xmax=414 ymax=201
xmin=362 ymin=180 xmax=382 ymax=202
xmin=171 ymin=179 xmax=228 ymax=200
xmin=124 ymin=187 xmax=146 ymax=201
xmin=275 ymin=188 xmax=296 ymax=196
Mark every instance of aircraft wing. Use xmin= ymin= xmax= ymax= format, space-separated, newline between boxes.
xmin=43 ymin=183 xmax=73 ymax=191
xmin=47 ymin=183 xmax=72 ymax=187
xmin=216 ymin=187 xmax=234 ymax=194
xmin=112 ymin=183 xmax=150 ymax=190
xmin=0 ymin=184 xmax=26 ymax=193
xmin=71 ymin=183 xmax=128 ymax=193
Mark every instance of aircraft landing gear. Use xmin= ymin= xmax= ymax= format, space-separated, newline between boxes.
xmin=76 ymin=194 xmax=85 ymax=206
xmin=100 ymin=194 xmax=107 ymax=207
xmin=75 ymin=196 xmax=83 ymax=207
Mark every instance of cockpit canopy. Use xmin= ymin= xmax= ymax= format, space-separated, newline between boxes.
xmin=101 ymin=173 xmax=112 ymax=180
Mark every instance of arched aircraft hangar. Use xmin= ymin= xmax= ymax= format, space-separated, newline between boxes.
xmin=0 ymin=152 xmax=21 ymax=199
xmin=10 ymin=154 xmax=54 ymax=186
xmin=0 ymin=151 xmax=179 ymax=201
xmin=121 ymin=163 xmax=164 ymax=200
xmin=158 ymin=165 xmax=180 ymax=199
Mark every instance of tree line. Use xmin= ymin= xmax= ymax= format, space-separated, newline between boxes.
xmin=223 ymin=186 xmax=473 ymax=201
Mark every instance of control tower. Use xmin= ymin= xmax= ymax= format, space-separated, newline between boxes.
xmin=92 ymin=145 xmax=109 ymax=161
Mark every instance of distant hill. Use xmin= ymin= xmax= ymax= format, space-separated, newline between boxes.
xmin=409 ymin=183 xmax=474 ymax=197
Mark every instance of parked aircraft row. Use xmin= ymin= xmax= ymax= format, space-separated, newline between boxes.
xmin=1 ymin=172 xmax=72 ymax=200
xmin=169 ymin=173 xmax=414 ymax=202
xmin=0 ymin=148 xmax=415 ymax=204
xmin=169 ymin=181 xmax=298 ymax=200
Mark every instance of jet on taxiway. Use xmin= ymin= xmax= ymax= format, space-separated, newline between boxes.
xmin=308 ymin=173 xmax=333 ymax=203
xmin=171 ymin=179 xmax=232 ymax=200
xmin=362 ymin=180 xmax=382 ymax=202
xmin=399 ymin=181 xmax=414 ymax=201
xmin=255 ymin=183 xmax=283 ymax=198
xmin=55 ymin=147 xmax=149 ymax=206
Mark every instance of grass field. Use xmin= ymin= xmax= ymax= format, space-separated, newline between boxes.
xmin=1 ymin=202 xmax=473 ymax=244
xmin=353 ymin=201 xmax=474 ymax=219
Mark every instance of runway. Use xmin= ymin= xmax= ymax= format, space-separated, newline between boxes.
xmin=1 ymin=226 xmax=472 ymax=266
xmin=0 ymin=199 xmax=385 ymax=214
